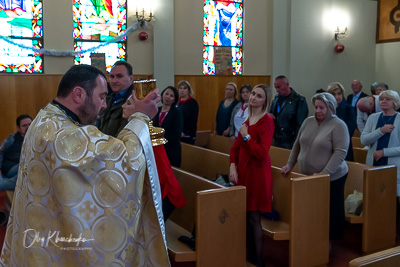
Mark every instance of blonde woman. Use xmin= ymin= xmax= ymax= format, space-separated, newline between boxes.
xmin=229 ymin=84 xmax=274 ymax=267
xmin=361 ymin=90 xmax=400 ymax=222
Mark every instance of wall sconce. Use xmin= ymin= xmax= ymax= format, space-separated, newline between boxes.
xmin=136 ymin=0 xmax=154 ymax=26
xmin=334 ymin=26 xmax=348 ymax=41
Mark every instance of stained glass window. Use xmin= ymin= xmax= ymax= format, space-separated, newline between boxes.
xmin=203 ymin=0 xmax=243 ymax=75
xmin=73 ymin=0 xmax=127 ymax=72
xmin=0 ymin=0 xmax=43 ymax=73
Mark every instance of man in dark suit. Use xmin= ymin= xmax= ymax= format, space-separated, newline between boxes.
xmin=346 ymin=80 xmax=368 ymax=109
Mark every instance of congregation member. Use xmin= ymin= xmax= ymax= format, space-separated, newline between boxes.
xmin=215 ymin=82 xmax=239 ymax=136
xmin=152 ymin=86 xmax=183 ymax=167
xmin=230 ymin=84 xmax=274 ymax=267
xmin=0 ymin=65 xmax=169 ymax=266
xmin=346 ymin=80 xmax=368 ymax=110
xmin=122 ymin=94 xmax=186 ymax=222
xmin=327 ymin=82 xmax=356 ymax=161
xmin=370 ymin=82 xmax=388 ymax=95
xmin=269 ymin=75 xmax=308 ymax=149
xmin=230 ymin=84 xmax=251 ymax=142
xmin=360 ymin=90 xmax=400 ymax=221
xmin=0 ymin=114 xmax=32 ymax=190
xmin=357 ymin=95 xmax=382 ymax=133
xmin=177 ymin=80 xmax=199 ymax=144
xmin=282 ymin=93 xmax=349 ymax=246
xmin=98 ymin=61 xmax=134 ymax=137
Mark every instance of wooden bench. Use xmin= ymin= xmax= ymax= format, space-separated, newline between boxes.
xmin=353 ymin=147 xmax=368 ymax=164
xmin=265 ymin=167 xmax=330 ymax=267
xmin=194 ymin=130 xmax=211 ymax=148
xmin=345 ymin=162 xmax=397 ymax=253
xmin=181 ymin=143 xmax=331 ymax=266
xmin=228 ymin=144 xmax=398 ymax=253
xmin=352 ymin=136 xmax=363 ymax=148
xmin=349 ymin=246 xmax=400 ymax=267
xmin=167 ymin=167 xmax=246 ymax=266
xmin=195 ymin=132 xmax=232 ymax=154
xmin=181 ymin=142 xmax=230 ymax=180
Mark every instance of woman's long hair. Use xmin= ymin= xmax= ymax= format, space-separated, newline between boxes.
xmin=248 ymin=84 xmax=272 ymax=118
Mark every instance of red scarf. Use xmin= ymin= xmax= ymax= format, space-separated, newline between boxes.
xmin=159 ymin=112 xmax=167 ymax=125
xmin=178 ymin=96 xmax=192 ymax=104
xmin=241 ymin=103 xmax=248 ymax=117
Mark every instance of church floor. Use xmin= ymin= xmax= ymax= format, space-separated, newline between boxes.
xmin=0 ymin=193 xmax=398 ymax=266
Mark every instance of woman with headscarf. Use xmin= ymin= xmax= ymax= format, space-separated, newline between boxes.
xmin=282 ymin=93 xmax=349 ymax=244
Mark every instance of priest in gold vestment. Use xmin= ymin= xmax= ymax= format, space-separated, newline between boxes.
xmin=0 ymin=65 xmax=170 ymax=266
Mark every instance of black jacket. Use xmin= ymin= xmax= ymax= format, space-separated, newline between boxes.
xmin=270 ymin=88 xmax=309 ymax=149
xmin=153 ymin=106 xmax=184 ymax=167
xmin=98 ymin=85 xmax=134 ymax=137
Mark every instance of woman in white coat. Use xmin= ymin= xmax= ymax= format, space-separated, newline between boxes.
xmin=361 ymin=90 xmax=400 ymax=220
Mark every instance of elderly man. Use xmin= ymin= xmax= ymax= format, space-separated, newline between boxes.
xmin=346 ymin=80 xmax=368 ymax=109
xmin=269 ymin=75 xmax=309 ymax=149
xmin=0 ymin=114 xmax=32 ymax=190
xmin=357 ymin=95 xmax=382 ymax=133
xmin=98 ymin=61 xmax=134 ymax=137
xmin=0 ymin=65 xmax=169 ymax=266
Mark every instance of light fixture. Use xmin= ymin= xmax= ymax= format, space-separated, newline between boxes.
xmin=135 ymin=0 xmax=154 ymax=26
xmin=334 ymin=26 xmax=348 ymax=41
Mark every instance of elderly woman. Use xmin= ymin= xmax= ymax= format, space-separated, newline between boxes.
xmin=370 ymin=82 xmax=388 ymax=96
xmin=361 ymin=90 xmax=400 ymax=218
xmin=282 ymin=93 xmax=349 ymax=242
xmin=327 ymin=82 xmax=356 ymax=161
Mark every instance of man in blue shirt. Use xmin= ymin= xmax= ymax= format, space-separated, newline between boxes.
xmin=346 ymin=80 xmax=368 ymax=109
xmin=0 ymin=114 xmax=32 ymax=190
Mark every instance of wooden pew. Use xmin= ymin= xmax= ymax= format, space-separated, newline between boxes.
xmin=265 ymin=167 xmax=330 ymax=267
xmin=194 ymin=130 xmax=212 ymax=147
xmin=181 ymin=143 xmax=330 ymax=266
xmin=181 ymin=143 xmax=230 ymax=180
xmin=187 ymin=142 xmax=398 ymax=254
xmin=349 ymin=246 xmax=400 ymax=267
xmin=167 ymin=168 xmax=246 ymax=266
xmin=194 ymin=132 xmax=233 ymax=154
xmin=352 ymin=136 xmax=363 ymax=148
xmin=268 ymin=145 xmax=397 ymax=253
xmin=353 ymin=147 xmax=368 ymax=164
xmin=269 ymin=146 xmax=299 ymax=172
xmin=345 ymin=162 xmax=397 ymax=253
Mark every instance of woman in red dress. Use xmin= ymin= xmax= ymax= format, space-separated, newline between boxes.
xmin=229 ymin=84 xmax=274 ymax=267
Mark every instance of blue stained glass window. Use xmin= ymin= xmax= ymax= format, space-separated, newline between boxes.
xmin=203 ymin=0 xmax=243 ymax=75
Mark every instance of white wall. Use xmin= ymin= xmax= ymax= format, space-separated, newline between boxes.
xmin=273 ymin=0 xmax=377 ymax=111
xmin=174 ymin=0 xmax=272 ymax=75
xmin=376 ymin=43 xmax=400 ymax=90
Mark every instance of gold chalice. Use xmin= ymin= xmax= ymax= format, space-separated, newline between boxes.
xmin=133 ymin=79 xmax=167 ymax=146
